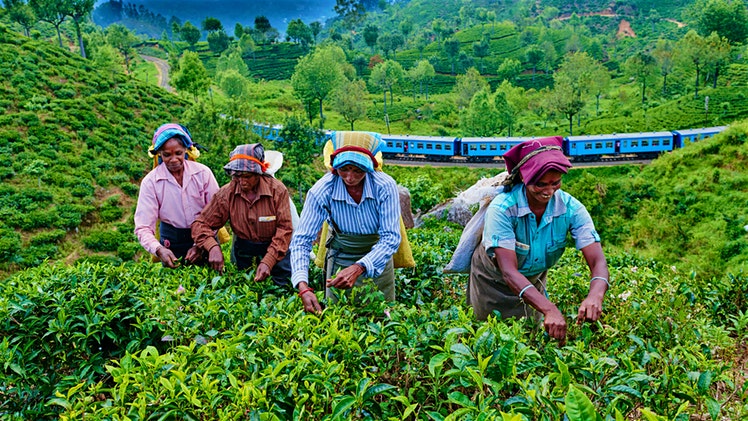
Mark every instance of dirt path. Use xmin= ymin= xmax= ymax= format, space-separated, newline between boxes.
xmin=141 ymin=54 xmax=173 ymax=92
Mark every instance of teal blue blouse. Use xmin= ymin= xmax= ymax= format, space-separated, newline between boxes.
xmin=482 ymin=184 xmax=600 ymax=277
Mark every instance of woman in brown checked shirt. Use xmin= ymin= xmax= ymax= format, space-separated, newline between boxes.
xmin=191 ymin=143 xmax=293 ymax=286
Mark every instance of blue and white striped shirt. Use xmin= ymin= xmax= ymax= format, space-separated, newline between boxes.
xmin=290 ymin=171 xmax=402 ymax=287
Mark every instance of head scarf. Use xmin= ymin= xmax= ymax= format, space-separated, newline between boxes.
xmin=223 ymin=143 xmax=269 ymax=176
xmin=149 ymin=124 xmax=194 ymax=157
xmin=329 ymin=131 xmax=383 ymax=173
xmin=501 ymin=136 xmax=572 ymax=189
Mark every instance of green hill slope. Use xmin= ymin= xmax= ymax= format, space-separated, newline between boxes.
xmin=0 ymin=25 xmax=190 ymax=271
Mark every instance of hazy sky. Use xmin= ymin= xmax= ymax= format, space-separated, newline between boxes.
xmin=101 ymin=0 xmax=338 ymax=32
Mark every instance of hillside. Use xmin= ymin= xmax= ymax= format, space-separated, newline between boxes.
xmin=0 ymin=25 xmax=190 ymax=271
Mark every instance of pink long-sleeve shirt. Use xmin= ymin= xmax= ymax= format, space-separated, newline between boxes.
xmin=134 ymin=160 xmax=219 ymax=255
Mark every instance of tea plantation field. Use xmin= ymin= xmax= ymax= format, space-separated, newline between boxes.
xmin=1 ymin=218 xmax=746 ymax=420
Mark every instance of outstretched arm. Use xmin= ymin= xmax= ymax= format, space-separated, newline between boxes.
xmin=577 ymin=242 xmax=609 ymax=323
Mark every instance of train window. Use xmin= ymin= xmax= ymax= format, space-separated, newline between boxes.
xmin=417 ymin=143 xmax=423 ymax=148
xmin=480 ymin=144 xmax=487 ymax=150
xmin=396 ymin=142 xmax=402 ymax=147
xmin=500 ymin=145 xmax=508 ymax=150
xmin=490 ymin=144 xmax=497 ymax=150
xmin=435 ymin=144 xmax=442 ymax=150
xmin=387 ymin=142 xmax=393 ymax=147
xmin=642 ymin=140 xmax=649 ymax=147
xmin=445 ymin=145 xmax=451 ymax=150
xmin=595 ymin=142 xmax=602 ymax=149
xmin=704 ymin=135 xmax=711 ymax=139
xmin=653 ymin=140 xmax=659 ymax=146
xmin=584 ymin=144 xmax=592 ymax=150
xmin=426 ymin=144 xmax=433 ymax=149
xmin=663 ymin=139 xmax=670 ymax=146
xmin=470 ymin=145 xmax=477 ymax=151
xmin=631 ymin=141 xmax=639 ymax=147
xmin=605 ymin=142 xmax=613 ymax=148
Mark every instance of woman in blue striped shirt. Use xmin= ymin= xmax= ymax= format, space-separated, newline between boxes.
xmin=289 ymin=131 xmax=402 ymax=313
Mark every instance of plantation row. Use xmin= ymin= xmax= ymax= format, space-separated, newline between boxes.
xmin=1 ymin=218 xmax=745 ymax=419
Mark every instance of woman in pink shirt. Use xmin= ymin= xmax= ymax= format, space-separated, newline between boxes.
xmin=134 ymin=124 xmax=219 ymax=267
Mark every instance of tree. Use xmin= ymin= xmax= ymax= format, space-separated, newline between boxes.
xmin=239 ymin=34 xmax=256 ymax=57
xmin=6 ymin=0 xmax=36 ymax=37
xmin=29 ymin=0 xmax=67 ymax=48
xmin=172 ymin=51 xmax=210 ymax=101
xmin=525 ymin=45 xmax=545 ymax=80
xmin=624 ymin=52 xmax=658 ymax=105
xmin=92 ymin=43 xmax=123 ymax=75
xmin=310 ymin=21 xmax=322 ymax=43
xmin=106 ymin=23 xmax=138 ymax=73
xmin=332 ymin=79 xmax=368 ymax=130
xmin=334 ymin=0 xmax=366 ymax=28
xmin=202 ymin=16 xmax=223 ymax=33
xmin=703 ymin=32 xmax=731 ymax=88
xmin=254 ymin=15 xmax=271 ymax=34
xmin=399 ymin=19 xmax=412 ymax=39
xmin=432 ymin=18 xmax=447 ymax=42
xmin=497 ymin=58 xmax=522 ymax=84
xmin=378 ymin=32 xmax=404 ymax=59
xmin=676 ymin=30 xmax=708 ymax=98
xmin=286 ymin=19 xmax=312 ymax=46
xmin=180 ymin=21 xmax=201 ymax=50
xmin=550 ymin=51 xmax=603 ymax=134
xmin=652 ymin=38 xmax=674 ymax=95
xmin=496 ymin=80 xmax=529 ymax=136
xmin=207 ymin=30 xmax=229 ymax=54
xmin=352 ymin=54 xmax=368 ymax=75
xmin=453 ymin=67 xmax=488 ymax=109
xmin=218 ymin=69 xmax=249 ymax=99
xmin=216 ymin=48 xmax=249 ymax=77
xmin=363 ymin=24 xmax=379 ymax=53
xmin=370 ymin=59 xmax=404 ymax=115
xmin=461 ymin=87 xmax=503 ymax=136
xmin=291 ymin=45 xmax=348 ymax=128
xmin=414 ymin=60 xmax=435 ymax=99
xmin=473 ymin=36 xmax=490 ymax=73
xmin=693 ymin=0 xmax=748 ymax=45
xmin=234 ymin=22 xmax=244 ymax=39
xmin=443 ymin=37 xmax=461 ymax=75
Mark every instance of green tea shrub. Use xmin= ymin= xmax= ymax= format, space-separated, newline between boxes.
xmin=82 ymin=229 xmax=132 ymax=252
xmin=116 ymin=242 xmax=140 ymax=261
xmin=120 ymin=183 xmax=139 ymax=197
xmin=0 ymin=226 xmax=20 ymax=262
xmin=29 ymin=229 xmax=66 ymax=246
xmin=54 ymin=204 xmax=93 ymax=229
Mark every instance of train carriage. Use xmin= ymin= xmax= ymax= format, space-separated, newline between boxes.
xmin=616 ymin=131 xmax=674 ymax=158
xmin=382 ymin=134 xmax=457 ymax=161
xmin=672 ymin=126 xmax=727 ymax=149
xmin=460 ymin=137 xmax=532 ymax=162
xmin=567 ymin=132 xmax=674 ymax=160
xmin=565 ymin=134 xmax=618 ymax=161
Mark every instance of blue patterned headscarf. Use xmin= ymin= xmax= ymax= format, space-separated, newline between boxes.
xmin=329 ymin=131 xmax=383 ymax=173
xmin=149 ymin=124 xmax=193 ymax=156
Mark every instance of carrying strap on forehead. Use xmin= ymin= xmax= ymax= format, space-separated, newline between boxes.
xmin=502 ymin=145 xmax=563 ymax=188
xmin=229 ymin=154 xmax=269 ymax=173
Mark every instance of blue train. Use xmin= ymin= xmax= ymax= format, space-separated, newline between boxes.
xmin=250 ymin=123 xmax=727 ymax=163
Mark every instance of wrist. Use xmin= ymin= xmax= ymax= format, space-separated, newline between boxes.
xmin=355 ymin=262 xmax=366 ymax=274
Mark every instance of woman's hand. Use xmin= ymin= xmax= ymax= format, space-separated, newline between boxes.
xmin=543 ymin=307 xmax=568 ymax=345
xmin=298 ymin=282 xmax=322 ymax=313
xmin=208 ymin=245 xmax=224 ymax=273
xmin=185 ymin=246 xmax=201 ymax=264
xmin=254 ymin=262 xmax=271 ymax=281
xmin=577 ymin=293 xmax=604 ymax=323
xmin=326 ymin=263 xmax=364 ymax=289
xmin=156 ymin=246 xmax=178 ymax=268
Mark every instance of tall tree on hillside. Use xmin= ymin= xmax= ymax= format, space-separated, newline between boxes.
xmin=624 ymin=52 xmax=658 ymax=105
xmin=216 ymin=48 xmax=249 ymax=77
xmin=202 ymin=17 xmax=223 ymax=33
xmin=370 ymin=59 xmax=404 ymax=114
xmin=551 ymin=51 xmax=602 ymax=135
xmin=652 ymin=38 xmax=675 ymax=95
xmin=473 ymin=36 xmax=490 ymax=73
xmin=363 ymin=24 xmax=379 ymax=53
xmin=309 ymin=21 xmax=322 ymax=44
xmin=443 ymin=37 xmax=460 ymax=75
xmin=703 ymin=32 xmax=731 ymax=88
xmin=106 ymin=23 xmax=138 ymax=73
xmin=254 ymin=15 xmax=271 ymax=34
xmin=28 ymin=0 xmax=67 ymax=48
xmin=453 ymin=67 xmax=488 ymax=109
xmin=207 ymin=30 xmax=230 ymax=54
xmin=676 ymin=30 xmax=708 ymax=98
xmin=432 ymin=18 xmax=448 ymax=42
xmin=332 ymin=79 xmax=368 ymax=130
xmin=497 ymin=58 xmax=522 ymax=85
xmin=378 ymin=32 xmax=404 ymax=60
xmin=496 ymin=80 xmax=529 ymax=136
xmin=291 ymin=45 xmax=348 ymax=128
xmin=399 ymin=19 xmax=412 ymax=40
xmin=68 ymin=0 xmax=95 ymax=58
xmin=173 ymin=51 xmax=210 ymax=101
xmin=180 ymin=21 xmax=201 ymax=51
xmin=234 ymin=23 xmax=244 ymax=39
xmin=334 ymin=0 xmax=366 ymax=28
xmin=6 ymin=0 xmax=36 ymax=37
xmin=406 ymin=59 xmax=435 ymax=100
xmin=692 ymin=0 xmax=748 ymax=45
xmin=287 ymin=19 xmax=312 ymax=47
xmin=461 ymin=87 xmax=504 ymax=136
xmin=525 ymin=45 xmax=545 ymax=80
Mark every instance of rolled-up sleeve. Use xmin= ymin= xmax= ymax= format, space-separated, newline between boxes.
xmin=569 ymin=202 xmax=600 ymax=250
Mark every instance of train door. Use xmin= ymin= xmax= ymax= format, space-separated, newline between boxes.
xmin=615 ymin=140 xmax=621 ymax=155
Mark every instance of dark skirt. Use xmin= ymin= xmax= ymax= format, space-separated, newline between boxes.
xmin=159 ymin=221 xmax=195 ymax=260
xmin=231 ymin=235 xmax=291 ymax=286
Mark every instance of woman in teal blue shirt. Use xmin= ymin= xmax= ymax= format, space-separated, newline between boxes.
xmin=468 ymin=137 xmax=609 ymax=345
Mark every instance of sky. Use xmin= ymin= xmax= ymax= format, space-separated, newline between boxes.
xmin=97 ymin=0 xmax=338 ymax=32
